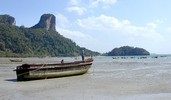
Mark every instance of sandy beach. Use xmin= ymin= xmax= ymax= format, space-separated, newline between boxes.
xmin=1 ymin=56 xmax=171 ymax=100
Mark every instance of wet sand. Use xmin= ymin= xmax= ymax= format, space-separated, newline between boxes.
xmin=0 ymin=57 xmax=171 ymax=100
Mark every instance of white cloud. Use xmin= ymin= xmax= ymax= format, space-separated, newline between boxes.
xmin=55 ymin=13 xmax=69 ymax=28
xmin=59 ymin=28 xmax=87 ymax=38
xmin=66 ymin=6 xmax=87 ymax=15
xmin=155 ymin=19 xmax=164 ymax=23
xmin=89 ymin=0 xmax=117 ymax=8
xmin=76 ymin=15 xmax=121 ymax=31
xmin=54 ymin=13 xmax=96 ymax=47
xmin=76 ymin=15 xmax=163 ymax=41
xmin=69 ymin=0 xmax=80 ymax=6
xmin=54 ymin=14 xmax=169 ymax=53
xmin=166 ymin=27 xmax=171 ymax=32
xmin=147 ymin=22 xmax=157 ymax=29
xmin=57 ymin=28 xmax=98 ymax=50
xmin=66 ymin=0 xmax=118 ymax=15
xmin=73 ymin=15 xmax=170 ymax=53
xmin=67 ymin=0 xmax=87 ymax=15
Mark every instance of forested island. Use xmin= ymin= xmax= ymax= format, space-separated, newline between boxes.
xmin=105 ymin=46 xmax=150 ymax=56
xmin=0 ymin=14 xmax=100 ymax=57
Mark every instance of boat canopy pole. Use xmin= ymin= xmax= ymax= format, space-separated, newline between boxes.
xmin=81 ymin=48 xmax=85 ymax=61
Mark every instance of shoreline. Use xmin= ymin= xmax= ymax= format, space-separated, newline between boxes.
xmin=1 ymin=56 xmax=171 ymax=100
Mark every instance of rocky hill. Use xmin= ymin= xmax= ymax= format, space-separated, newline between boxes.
xmin=0 ymin=15 xmax=16 ymax=26
xmin=0 ymin=14 xmax=100 ymax=57
xmin=106 ymin=46 xmax=150 ymax=56
xmin=31 ymin=14 xmax=56 ymax=31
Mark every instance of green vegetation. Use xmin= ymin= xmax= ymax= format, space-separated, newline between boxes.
xmin=0 ymin=15 xmax=15 ymax=25
xmin=106 ymin=46 xmax=150 ymax=56
xmin=0 ymin=24 xmax=99 ymax=57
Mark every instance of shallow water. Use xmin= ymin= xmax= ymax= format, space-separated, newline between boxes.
xmin=0 ymin=56 xmax=171 ymax=100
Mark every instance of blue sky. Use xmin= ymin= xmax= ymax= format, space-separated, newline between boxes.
xmin=1 ymin=0 xmax=171 ymax=54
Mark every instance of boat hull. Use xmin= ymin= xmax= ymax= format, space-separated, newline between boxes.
xmin=14 ymin=58 xmax=93 ymax=81
xmin=26 ymin=64 xmax=91 ymax=80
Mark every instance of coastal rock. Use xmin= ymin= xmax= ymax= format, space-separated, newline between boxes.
xmin=32 ymin=14 xmax=56 ymax=31
xmin=0 ymin=15 xmax=16 ymax=26
xmin=107 ymin=46 xmax=150 ymax=56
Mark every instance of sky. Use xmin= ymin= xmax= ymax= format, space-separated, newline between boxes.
xmin=1 ymin=0 xmax=171 ymax=54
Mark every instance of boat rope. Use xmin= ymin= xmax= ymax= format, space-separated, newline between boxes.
xmin=16 ymin=64 xmax=45 ymax=77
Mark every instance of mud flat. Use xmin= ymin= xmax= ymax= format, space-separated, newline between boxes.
xmin=1 ymin=56 xmax=171 ymax=100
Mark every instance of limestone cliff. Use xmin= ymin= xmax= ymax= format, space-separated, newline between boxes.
xmin=32 ymin=14 xmax=56 ymax=31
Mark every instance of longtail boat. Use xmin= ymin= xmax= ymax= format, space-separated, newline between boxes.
xmin=13 ymin=58 xmax=93 ymax=81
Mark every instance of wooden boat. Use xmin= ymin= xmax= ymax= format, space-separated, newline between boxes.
xmin=13 ymin=58 xmax=93 ymax=81
xmin=9 ymin=59 xmax=22 ymax=62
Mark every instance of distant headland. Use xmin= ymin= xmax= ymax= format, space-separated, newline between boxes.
xmin=104 ymin=46 xmax=150 ymax=56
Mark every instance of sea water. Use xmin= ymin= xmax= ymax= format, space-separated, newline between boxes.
xmin=0 ymin=55 xmax=171 ymax=100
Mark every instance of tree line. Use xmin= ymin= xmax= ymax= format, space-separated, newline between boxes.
xmin=0 ymin=24 xmax=99 ymax=57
